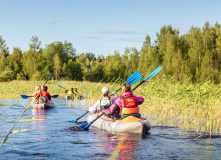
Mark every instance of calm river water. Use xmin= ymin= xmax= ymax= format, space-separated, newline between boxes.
xmin=0 ymin=98 xmax=221 ymax=160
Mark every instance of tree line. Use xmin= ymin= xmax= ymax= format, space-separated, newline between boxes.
xmin=0 ymin=21 xmax=221 ymax=83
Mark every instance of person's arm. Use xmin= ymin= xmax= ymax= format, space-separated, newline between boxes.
xmin=102 ymin=98 xmax=120 ymax=115
xmin=48 ymin=92 xmax=52 ymax=101
xmin=88 ymin=100 xmax=99 ymax=113
xmin=111 ymin=96 xmax=119 ymax=104
xmin=133 ymin=94 xmax=144 ymax=105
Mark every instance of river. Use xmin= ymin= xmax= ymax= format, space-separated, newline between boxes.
xmin=0 ymin=99 xmax=221 ymax=160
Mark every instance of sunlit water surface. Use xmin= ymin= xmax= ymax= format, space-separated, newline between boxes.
xmin=0 ymin=99 xmax=221 ymax=160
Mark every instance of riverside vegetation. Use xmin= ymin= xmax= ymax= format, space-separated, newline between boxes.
xmin=0 ymin=77 xmax=220 ymax=136
xmin=1 ymin=21 xmax=221 ymax=137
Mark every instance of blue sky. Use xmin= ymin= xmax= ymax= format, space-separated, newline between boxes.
xmin=0 ymin=0 xmax=221 ymax=57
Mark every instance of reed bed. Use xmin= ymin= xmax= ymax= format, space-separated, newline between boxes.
xmin=136 ymin=77 xmax=221 ymax=136
xmin=0 ymin=78 xmax=221 ymax=135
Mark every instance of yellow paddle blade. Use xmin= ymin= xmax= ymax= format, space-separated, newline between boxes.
xmin=10 ymin=128 xmax=30 ymax=134
xmin=20 ymin=119 xmax=44 ymax=122
xmin=41 ymin=117 xmax=52 ymax=119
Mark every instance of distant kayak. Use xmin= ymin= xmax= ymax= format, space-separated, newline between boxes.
xmin=31 ymin=102 xmax=55 ymax=109
xmin=65 ymin=95 xmax=84 ymax=100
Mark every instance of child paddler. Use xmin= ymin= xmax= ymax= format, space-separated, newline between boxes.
xmin=88 ymin=87 xmax=118 ymax=113
xmin=102 ymin=83 xmax=144 ymax=119
xmin=33 ymin=84 xmax=42 ymax=104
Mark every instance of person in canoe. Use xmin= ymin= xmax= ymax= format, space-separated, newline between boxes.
xmin=39 ymin=86 xmax=52 ymax=104
xmin=33 ymin=84 xmax=42 ymax=104
xmin=102 ymin=83 xmax=144 ymax=119
xmin=65 ymin=88 xmax=74 ymax=96
xmin=88 ymin=87 xmax=118 ymax=113
xmin=73 ymin=88 xmax=78 ymax=97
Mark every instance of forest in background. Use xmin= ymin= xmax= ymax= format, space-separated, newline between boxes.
xmin=0 ymin=21 xmax=221 ymax=84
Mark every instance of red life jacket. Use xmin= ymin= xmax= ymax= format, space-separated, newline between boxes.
xmin=121 ymin=94 xmax=139 ymax=117
xmin=122 ymin=94 xmax=138 ymax=108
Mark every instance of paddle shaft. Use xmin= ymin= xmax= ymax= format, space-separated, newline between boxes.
xmin=110 ymin=72 xmax=142 ymax=96
xmin=132 ymin=81 xmax=146 ymax=91
xmin=76 ymin=111 xmax=89 ymax=121
xmin=90 ymin=112 xmax=104 ymax=124
xmin=27 ymin=95 xmax=58 ymax=98
xmin=132 ymin=67 xmax=162 ymax=91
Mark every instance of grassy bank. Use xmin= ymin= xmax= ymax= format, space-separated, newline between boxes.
xmin=1 ymin=78 xmax=221 ymax=135
xmin=0 ymin=80 xmax=119 ymax=100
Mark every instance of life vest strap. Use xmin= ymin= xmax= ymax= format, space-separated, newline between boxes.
xmin=121 ymin=114 xmax=141 ymax=119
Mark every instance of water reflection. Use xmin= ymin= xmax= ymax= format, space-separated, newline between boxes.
xmin=1 ymin=99 xmax=221 ymax=160
xmin=31 ymin=108 xmax=49 ymax=142
xmin=90 ymin=130 xmax=145 ymax=160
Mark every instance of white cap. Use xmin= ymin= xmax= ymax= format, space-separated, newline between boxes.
xmin=102 ymin=87 xmax=110 ymax=94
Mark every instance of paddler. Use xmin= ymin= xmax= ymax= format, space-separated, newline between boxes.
xmin=33 ymin=84 xmax=42 ymax=104
xmin=39 ymin=86 xmax=52 ymax=104
xmin=102 ymin=83 xmax=144 ymax=119
xmin=88 ymin=87 xmax=118 ymax=113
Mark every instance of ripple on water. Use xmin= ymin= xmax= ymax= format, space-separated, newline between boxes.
xmin=0 ymin=99 xmax=221 ymax=159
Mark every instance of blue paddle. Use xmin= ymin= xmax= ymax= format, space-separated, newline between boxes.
xmin=110 ymin=71 xmax=142 ymax=96
xmin=69 ymin=72 xmax=142 ymax=123
xmin=58 ymin=85 xmax=66 ymax=89
xmin=131 ymin=66 xmax=163 ymax=91
xmin=21 ymin=94 xmax=59 ymax=99
xmin=68 ymin=71 xmax=142 ymax=123
xmin=79 ymin=67 xmax=162 ymax=130
xmin=78 ymin=113 xmax=105 ymax=130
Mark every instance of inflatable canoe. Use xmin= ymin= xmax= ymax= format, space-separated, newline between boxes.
xmin=87 ymin=114 xmax=151 ymax=134
xmin=65 ymin=95 xmax=84 ymax=100
xmin=31 ymin=102 xmax=55 ymax=109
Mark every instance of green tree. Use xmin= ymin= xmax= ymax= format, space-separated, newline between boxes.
xmin=53 ymin=54 xmax=62 ymax=80
xmin=0 ymin=36 xmax=9 ymax=73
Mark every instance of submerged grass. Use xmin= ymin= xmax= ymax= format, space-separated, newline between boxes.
xmin=1 ymin=77 xmax=221 ymax=135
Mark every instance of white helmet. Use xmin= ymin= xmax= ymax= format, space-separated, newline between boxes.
xmin=102 ymin=87 xmax=110 ymax=94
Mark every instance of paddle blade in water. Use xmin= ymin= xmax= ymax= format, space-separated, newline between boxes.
xmin=20 ymin=119 xmax=44 ymax=122
xmin=69 ymin=120 xmax=77 ymax=123
xmin=79 ymin=123 xmax=91 ymax=130
xmin=10 ymin=128 xmax=30 ymax=134
xmin=70 ymin=125 xmax=86 ymax=131
xmin=126 ymin=71 xmax=142 ymax=85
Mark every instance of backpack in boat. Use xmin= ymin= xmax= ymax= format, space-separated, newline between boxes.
xmin=98 ymin=97 xmax=112 ymax=111
xmin=39 ymin=96 xmax=48 ymax=104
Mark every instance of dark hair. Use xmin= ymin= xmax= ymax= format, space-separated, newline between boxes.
xmin=43 ymin=86 xmax=48 ymax=91
xmin=102 ymin=92 xmax=109 ymax=97
xmin=120 ymin=83 xmax=131 ymax=98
